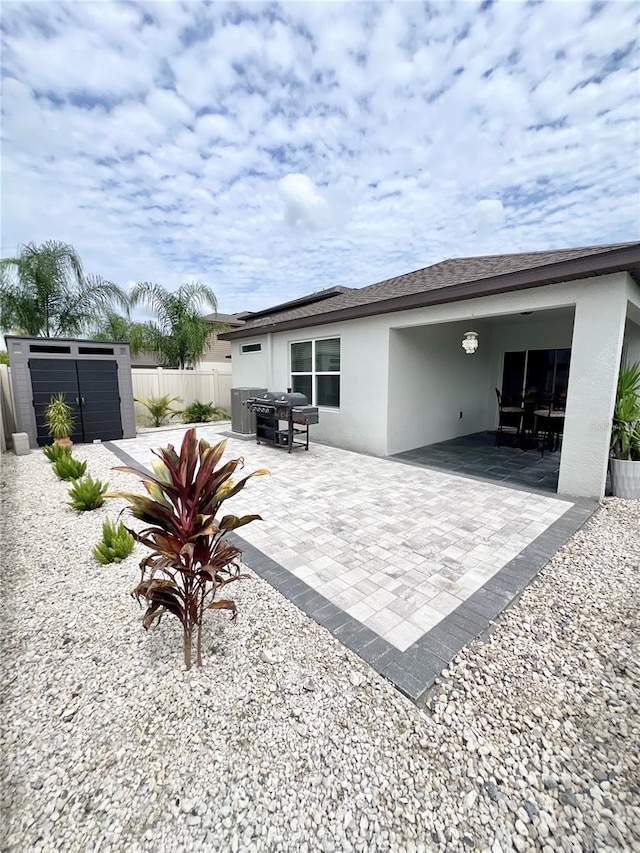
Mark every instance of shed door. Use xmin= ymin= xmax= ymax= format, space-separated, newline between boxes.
xmin=29 ymin=358 xmax=123 ymax=445
xmin=76 ymin=360 xmax=123 ymax=442
xmin=30 ymin=359 xmax=84 ymax=446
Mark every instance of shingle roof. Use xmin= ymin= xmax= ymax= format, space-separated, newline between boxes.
xmin=202 ymin=312 xmax=245 ymax=326
xmin=220 ymin=241 xmax=640 ymax=339
xmin=242 ymin=286 xmax=353 ymax=322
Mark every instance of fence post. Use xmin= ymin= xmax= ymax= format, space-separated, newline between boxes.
xmin=156 ymin=367 xmax=164 ymax=398
xmin=212 ymin=370 xmax=220 ymax=408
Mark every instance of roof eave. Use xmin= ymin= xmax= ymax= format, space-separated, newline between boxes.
xmin=219 ymin=246 xmax=640 ymax=341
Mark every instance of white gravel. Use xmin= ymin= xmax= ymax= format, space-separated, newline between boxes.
xmin=1 ymin=443 xmax=639 ymax=853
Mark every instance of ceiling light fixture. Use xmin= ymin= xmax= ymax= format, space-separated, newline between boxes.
xmin=462 ymin=330 xmax=479 ymax=355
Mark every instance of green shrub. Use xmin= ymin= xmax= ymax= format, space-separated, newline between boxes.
xmin=67 ymin=474 xmax=108 ymax=511
xmin=181 ymin=401 xmax=228 ymax=424
xmin=43 ymin=443 xmax=72 ymax=464
xmin=93 ymin=519 xmax=135 ymax=563
xmin=611 ymin=362 xmax=640 ymax=461
xmin=45 ymin=392 xmax=74 ymax=441
xmin=135 ymin=395 xmax=182 ymax=427
xmin=109 ymin=428 xmax=267 ymax=669
xmin=52 ymin=454 xmax=87 ymax=481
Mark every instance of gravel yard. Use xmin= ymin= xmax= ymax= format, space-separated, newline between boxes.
xmin=1 ymin=443 xmax=639 ymax=853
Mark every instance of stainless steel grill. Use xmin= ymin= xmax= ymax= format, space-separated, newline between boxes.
xmin=244 ymin=391 xmax=319 ymax=453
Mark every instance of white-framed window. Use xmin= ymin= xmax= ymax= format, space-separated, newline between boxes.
xmin=241 ymin=343 xmax=262 ymax=353
xmin=290 ymin=337 xmax=340 ymax=407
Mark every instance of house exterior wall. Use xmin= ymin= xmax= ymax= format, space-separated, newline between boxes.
xmin=230 ymin=336 xmax=273 ymax=388
xmin=387 ymin=321 xmax=494 ymax=455
xmin=231 ymin=321 xmax=391 ymax=455
xmin=276 ymin=319 xmax=391 ymax=456
xmin=200 ymin=333 xmax=233 ymax=365
xmin=557 ymin=276 xmax=629 ymax=497
xmin=230 ymin=271 xmax=634 ymax=497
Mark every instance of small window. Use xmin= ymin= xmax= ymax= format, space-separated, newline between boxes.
xmin=291 ymin=338 xmax=340 ymax=407
xmin=241 ymin=343 xmax=262 ymax=353
xmin=78 ymin=346 xmax=114 ymax=355
xmin=29 ymin=344 xmax=71 ymax=354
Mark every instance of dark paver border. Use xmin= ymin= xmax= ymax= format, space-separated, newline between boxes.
xmin=104 ymin=440 xmax=597 ymax=705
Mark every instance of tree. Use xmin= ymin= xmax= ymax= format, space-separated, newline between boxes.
xmin=0 ymin=240 xmax=128 ymax=337
xmin=92 ymin=310 xmax=156 ymax=356
xmin=129 ymin=281 xmax=222 ymax=369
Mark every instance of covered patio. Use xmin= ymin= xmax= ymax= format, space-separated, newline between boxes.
xmin=387 ymin=305 xmax=574 ymax=492
xmin=392 ymin=431 xmax=561 ymax=494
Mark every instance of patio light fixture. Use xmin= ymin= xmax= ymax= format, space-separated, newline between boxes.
xmin=462 ymin=330 xmax=479 ymax=355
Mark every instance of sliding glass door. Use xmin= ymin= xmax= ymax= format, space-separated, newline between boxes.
xmin=501 ymin=348 xmax=571 ymax=403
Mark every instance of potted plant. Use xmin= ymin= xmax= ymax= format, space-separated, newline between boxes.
xmin=45 ymin=392 xmax=75 ymax=449
xmin=609 ymin=361 xmax=640 ymax=499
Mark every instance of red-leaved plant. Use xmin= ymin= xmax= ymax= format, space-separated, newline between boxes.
xmin=109 ymin=428 xmax=267 ymax=669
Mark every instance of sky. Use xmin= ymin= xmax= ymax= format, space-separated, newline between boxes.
xmin=1 ymin=1 xmax=639 ymax=316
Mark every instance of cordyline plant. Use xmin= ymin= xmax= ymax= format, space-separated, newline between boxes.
xmin=108 ymin=428 xmax=267 ymax=669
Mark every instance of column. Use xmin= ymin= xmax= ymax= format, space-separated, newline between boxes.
xmin=558 ymin=276 xmax=627 ymax=498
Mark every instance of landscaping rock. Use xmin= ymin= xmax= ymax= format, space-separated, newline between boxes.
xmin=1 ymin=448 xmax=638 ymax=852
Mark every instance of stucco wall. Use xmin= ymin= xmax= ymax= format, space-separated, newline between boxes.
xmin=387 ymin=321 xmax=494 ymax=455
xmin=276 ymin=319 xmax=391 ymax=456
xmin=230 ymin=336 xmax=272 ymax=388
xmin=557 ymin=276 xmax=629 ymax=497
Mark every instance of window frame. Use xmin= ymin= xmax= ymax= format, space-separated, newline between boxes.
xmin=290 ymin=336 xmax=341 ymax=408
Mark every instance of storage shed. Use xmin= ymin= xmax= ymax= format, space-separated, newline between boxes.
xmin=6 ymin=336 xmax=136 ymax=447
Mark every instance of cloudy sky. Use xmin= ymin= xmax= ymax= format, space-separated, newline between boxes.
xmin=1 ymin=1 xmax=638 ymax=315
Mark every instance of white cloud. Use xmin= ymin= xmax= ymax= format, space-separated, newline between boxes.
xmin=277 ymin=174 xmax=334 ymax=231
xmin=0 ymin=1 xmax=638 ymax=314
xmin=474 ymin=200 xmax=506 ymax=233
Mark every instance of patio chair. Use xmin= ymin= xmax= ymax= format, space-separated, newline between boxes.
xmin=531 ymin=396 xmax=565 ymax=457
xmin=495 ymin=388 xmax=524 ymax=447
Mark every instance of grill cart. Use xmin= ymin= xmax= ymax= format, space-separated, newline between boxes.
xmin=244 ymin=391 xmax=319 ymax=453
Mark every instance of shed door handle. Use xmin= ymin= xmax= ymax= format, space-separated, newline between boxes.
xmin=75 ymin=396 xmax=85 ymax=406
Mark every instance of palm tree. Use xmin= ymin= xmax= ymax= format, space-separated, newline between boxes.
xmin=129 ymin=281 xmax=222 ymax=369
xmin=92 ymin=310 xmax=156 ymax=356
xmin=0 ymin=241 xmax=128 ymax=337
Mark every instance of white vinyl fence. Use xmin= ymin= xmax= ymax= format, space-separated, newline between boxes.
xmin=0 ymin=364 xmax=17 ymax=454
xmin=131 ymin=368 xmax=232 ymax=423
xmin=0 ymin=366 xmax=232 ymax=454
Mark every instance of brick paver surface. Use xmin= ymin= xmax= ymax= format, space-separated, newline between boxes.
xmin=111 ymin=425 xmax=573 ymax=653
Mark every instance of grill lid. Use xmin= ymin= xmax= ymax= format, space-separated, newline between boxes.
xmin=273 ymin=392 xmax=308 ymax=407
xmin=253 ymin=391 xmax=286 ymax=404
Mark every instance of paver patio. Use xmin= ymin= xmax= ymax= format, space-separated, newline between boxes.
xmin=107 ymin=424 xmax=595 ymax=702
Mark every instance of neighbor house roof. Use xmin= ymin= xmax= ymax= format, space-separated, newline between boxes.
xmin=237 ymin=286 xmax=353 ymax=322
xmin=219 ymin=241 xmax=640 ymax=340
xmin=202 ymin=312 xmax=245 ymax=327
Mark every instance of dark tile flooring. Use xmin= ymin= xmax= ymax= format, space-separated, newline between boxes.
xmin=392 ymin=431 xmax=561 ymax=494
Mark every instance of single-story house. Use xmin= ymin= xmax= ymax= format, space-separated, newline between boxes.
xmin=219 ymin=242 xmax=640 ymax=499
